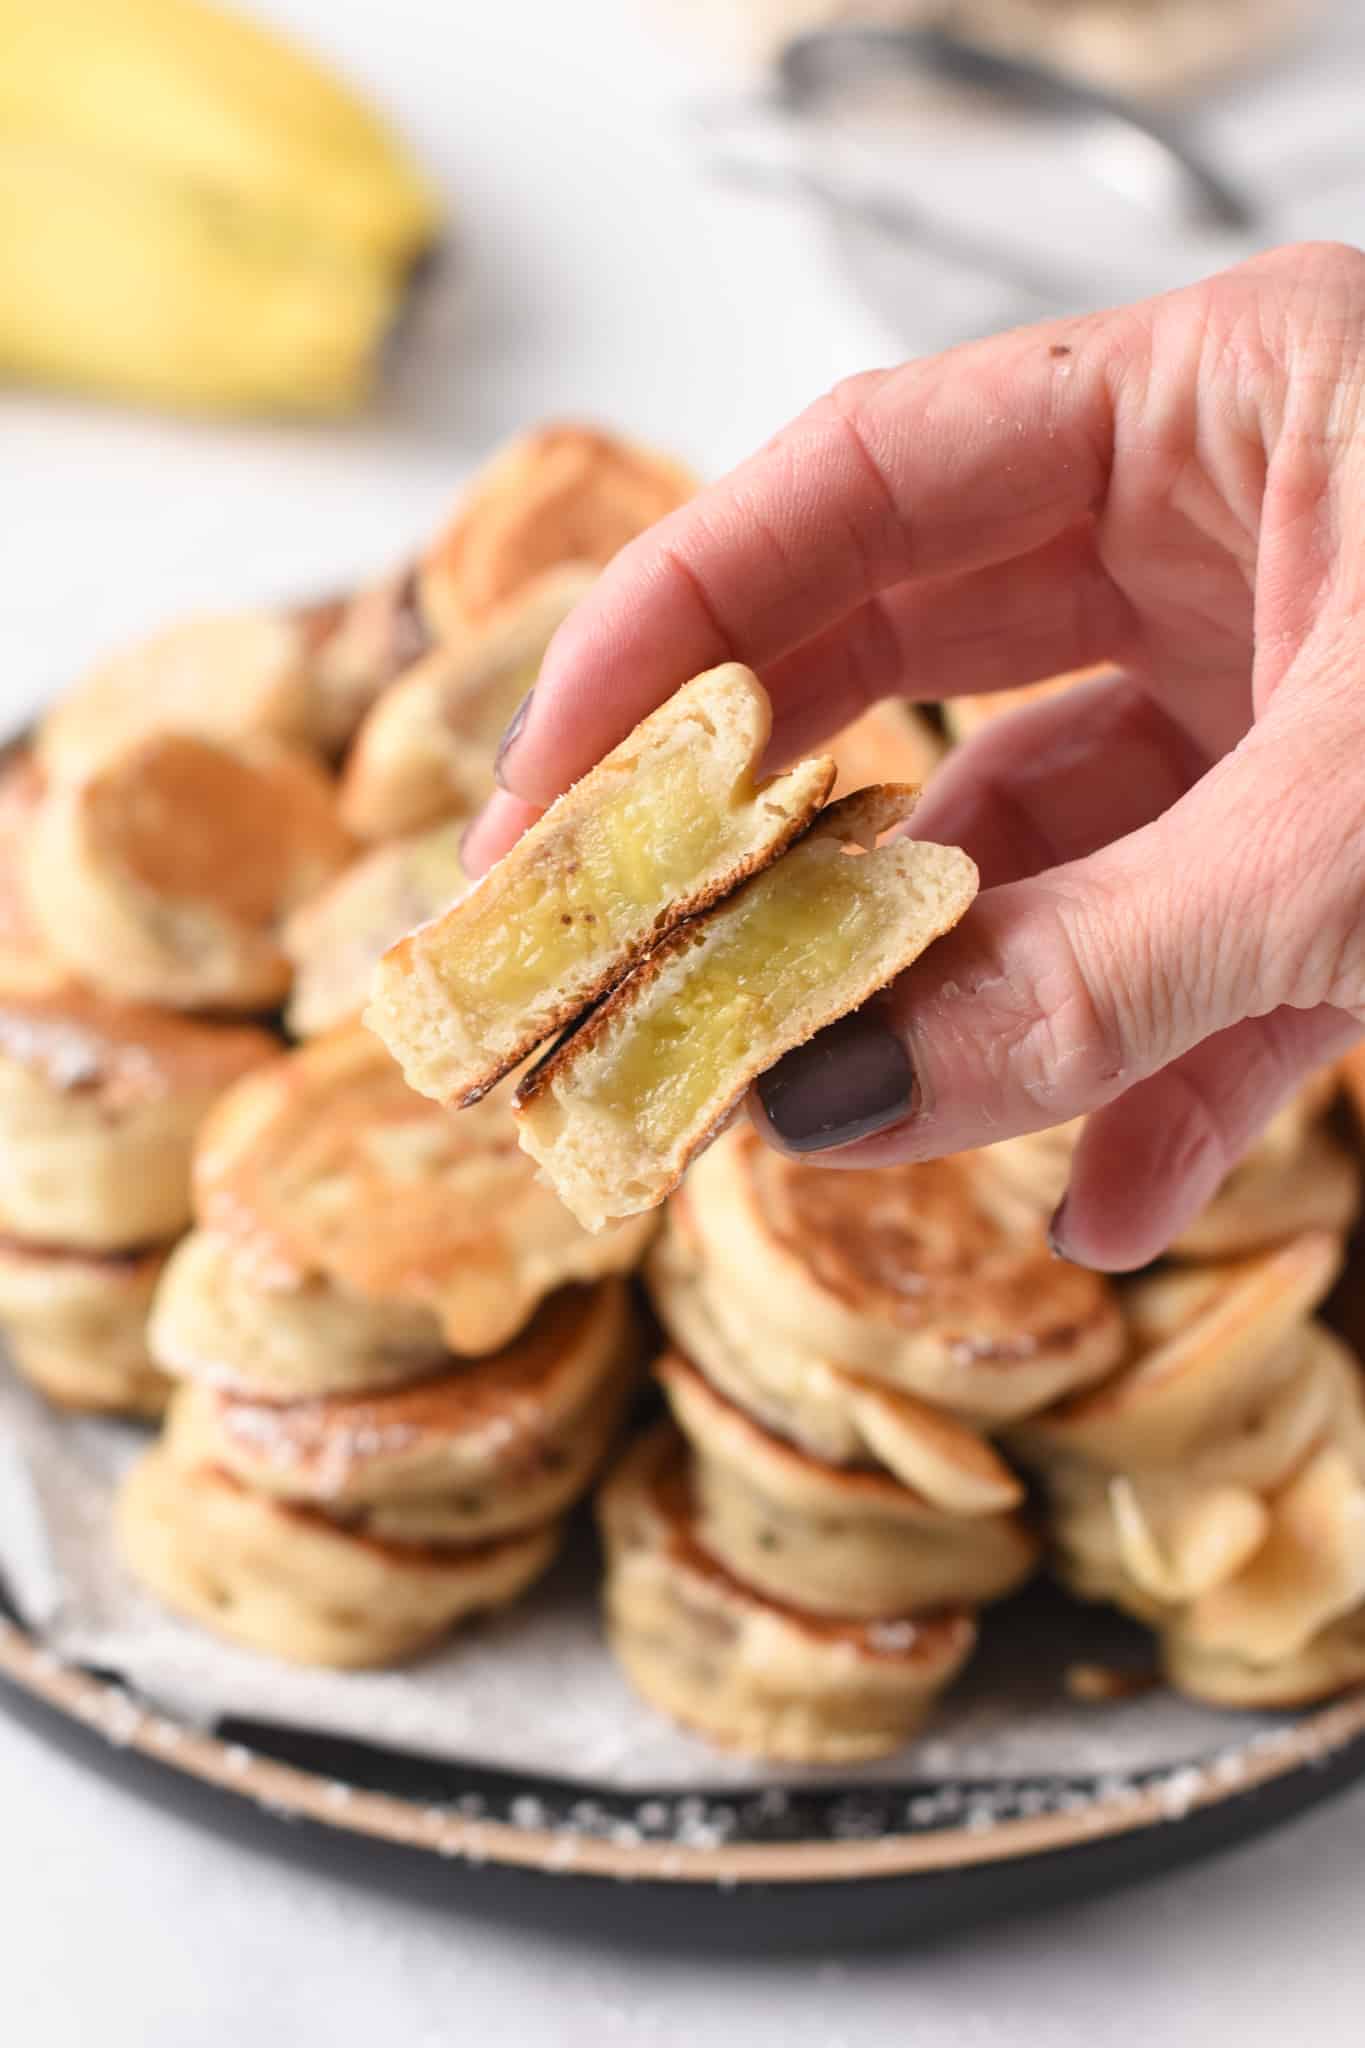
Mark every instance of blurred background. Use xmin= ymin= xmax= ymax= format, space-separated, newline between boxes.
xmin=3 ymin=0 xmax=1364 ymax=726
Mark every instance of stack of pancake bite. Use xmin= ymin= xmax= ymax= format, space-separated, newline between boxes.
xmin=948 ymin=674 xmax=1365 ymax=1715
xmin=0 ymin=423 xmax=700 ymax=1664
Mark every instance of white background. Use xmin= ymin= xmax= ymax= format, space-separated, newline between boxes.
xmin=3 ymin=3 xmax=1365 ymax=2041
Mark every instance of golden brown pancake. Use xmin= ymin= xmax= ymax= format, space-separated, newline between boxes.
xmin=0 ymin=1236 xmax=169 ymax=1416
xmin=282 ymin=820 xmax=466 ymax=1038
xmin=417 ymin=422 xmax=695 ymax=640
xmin=340 ymin=566 xmax=597 ymax=841
xmin=658 ymin=1350 xmax=1039 ymax=1619
xmin=117 ymin=1448 xmax=558 ymax=1668
xmin=191 ymin=1026 xmax=654 ymax=1358
xmin=679 ymin=1125 xmax=1124 ymax=1422
xmin=0 ymin=987 xmax=277 ymax=1251
xmin=649 ymin=1189 xmax=1025 ymax=1509
xmin=166 ymin=1281 xmax=638 ymax=1540
xmin=35 ymin=611 xmax=323 ymax=782
xmin=598 ymin=1423 xmax=978 ymax=1763
xmin=24 ymin=732 xmax=353 ymax=1010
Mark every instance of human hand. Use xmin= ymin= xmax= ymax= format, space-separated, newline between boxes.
xmin=462 ymin=243 xmax=1365 ymax=1271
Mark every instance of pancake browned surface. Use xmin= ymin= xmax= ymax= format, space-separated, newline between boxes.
xmin=340 ymin=567 xmax=596 ymax=841
xmin=598 ymin=1423 xmax=977 ymax=1764
xmin=0 ymin=987 xmax=277 ymax=1251
xmin=649 ymin=1126 xmax=1121 ymax=1420
xmin=649 ymin=1188 xmax=1026 ymax=1505
xmin=35 ymin=611 xmax=326 ymax=782
xmin=168 ymin=1280 xmax=638 ymax=1540
xmin=0 ymin=1238 xmax=169 ymax=1416
xmin=368 ymin=664 xmax=836 ymax=1109
xmin=658 ymin=1350 xmax=1039 ymax=1619
xmin=1015 ymin=1233 xmax=1365 ymax=1707
xmin=282 ymin=819 xmax=466 ymax=1038
xmin=417 ymin=423 xmax=695 ymax=640
xmin=117 ymin=1448 xmax=559 ymax=1668
xmin=24 ymin=733 xmax=352 ymax=1010
xmin=184 ymin=1026 xmax=653 ymax=1365
xmin=512 ymin=787 xmax=976 ymax=1229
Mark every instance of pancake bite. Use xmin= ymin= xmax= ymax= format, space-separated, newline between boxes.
xmin=0 ymin=988 xmax=277 ymax=1251
xmin=282 ymin=819 xmax=466 ymax=1038
xmin=511 ymin=787 xmax=977 ymax=1230
xmin=117 ymin=1447 xmax=559 ymax=1668
xmin=0 ymin=1237 xmax=170 ymax=1416
xmin=166 ymin=1280 xmax=637 ymax=1542
xmin=34 ymin=610 xmax=332 ymax=782
xmin=657 ymin=1351 xmax=1038 ymax=1619
xmin=598 ymin=1424 xmax=978 ymax=1764
xmin=340 ymin=567 xmax=596 ymax=841
xmin=649 ymin=1189 xmax=1024 ymax=1506
xmin=368 ymin=664 xmax=837 ymax=1109
xmin=653 ymin=1126 xmax=1122 ymax=1421
xmin=417 ymin=422 xmax=695 ymax=641
xmin=24 ymin=733 xmax=352 ymax=1011
xmin=1017 ymin=1232 xmax=1365 ymax=1708
xmin=150 ymin=1026 xmax=652 ymax=1399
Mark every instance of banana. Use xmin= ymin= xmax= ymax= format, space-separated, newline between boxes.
xmin=0 ymin=0 xmax=439 ymax=415
xmin=0 ymin=0 xmax=439 ymax=264
xmin=0 ymin=139 xmax=399 ymax=416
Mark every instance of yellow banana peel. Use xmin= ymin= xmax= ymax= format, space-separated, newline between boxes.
xmin=0 ymin=140 xmax=401 ymax=416
xmin=0 ymin=0 xmax=440 ymax=415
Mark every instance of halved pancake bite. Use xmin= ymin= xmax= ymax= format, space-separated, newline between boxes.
xmin=512 ymin=787 xmax=978 ymax=1231
xmin=368 ymin=664 xmax=838 ymax=1107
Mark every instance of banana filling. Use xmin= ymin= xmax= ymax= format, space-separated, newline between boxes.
xmin=538 ymin=837 xmax=899 ymax=1150
xmin=428 ymin=749 xmax=763 ymax=1027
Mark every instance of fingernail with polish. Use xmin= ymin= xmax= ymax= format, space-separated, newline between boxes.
xmin=757 ymin=1009 xmax=916 ymax=1154
xmin=1048 ymin=1195 xmax=1071 ymax=1261
xmin=493 ymin=690 xmax=533 ymax=788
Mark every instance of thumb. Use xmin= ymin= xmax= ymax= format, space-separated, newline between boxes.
xmin=754 ymin=712 xmax=1364 ymax=1169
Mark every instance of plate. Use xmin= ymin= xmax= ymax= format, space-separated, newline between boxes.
xmin=4 ymin=1566 xmax=1364 ymax=1948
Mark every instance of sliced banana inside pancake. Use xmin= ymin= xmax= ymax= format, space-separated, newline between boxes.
xmin=369 ymin=664 xmax=837 ymax=1108
xmin=512 ymin=787 xmax=977 ymax=1229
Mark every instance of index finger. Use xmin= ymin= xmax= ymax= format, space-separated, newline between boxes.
xmin=496 ymin=307 xmax=1125 ymax=807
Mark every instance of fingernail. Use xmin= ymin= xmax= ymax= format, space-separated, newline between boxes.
xmin=1048 ymin=1195 xmax=1072 ymax=1261
xmin=493 ymin=690 xmax=533 ymax=789
xmin=757 ymin=1009 xmax=916 ymax=1154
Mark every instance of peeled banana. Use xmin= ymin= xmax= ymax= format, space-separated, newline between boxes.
xmin=0 ymin=0 xmax=440 ymax=416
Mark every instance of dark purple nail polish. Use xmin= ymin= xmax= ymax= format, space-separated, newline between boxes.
xmin=1048 ymin=1195 xmax=1072 ymax=1261
xmin=757 ymin=1008 xmax=916 ymax=1154
xmin=493 ymin=690 xmax=533 ymax=789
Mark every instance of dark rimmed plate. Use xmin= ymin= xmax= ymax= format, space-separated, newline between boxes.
xmin=4 ymin=1572 xmax=1364 ymax=1949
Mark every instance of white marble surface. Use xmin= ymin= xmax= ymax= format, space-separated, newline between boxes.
xmin=4 ymin=3 xmax=1365 ymax=2040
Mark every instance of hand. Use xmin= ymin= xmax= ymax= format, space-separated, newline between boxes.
xmin=463 ymin=243 xmax=1365 ymax=1271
